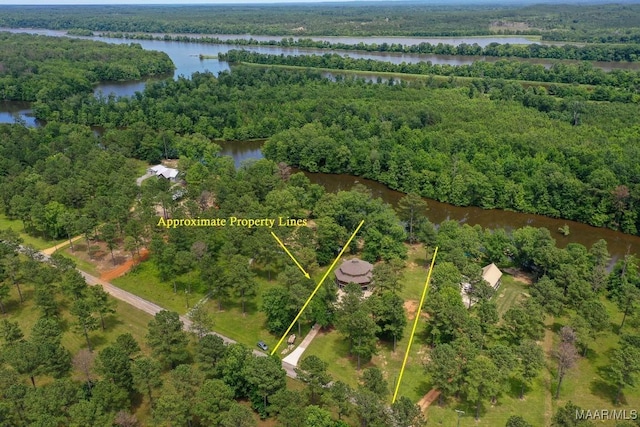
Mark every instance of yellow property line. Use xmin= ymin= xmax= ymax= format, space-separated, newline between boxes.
xmin=270 ymin=231 xmax=310 ymax=279
xmin=270 ymin=219 xmax=365 ymax=356
xmin=392 ymin=246 xmax=439 ymax=403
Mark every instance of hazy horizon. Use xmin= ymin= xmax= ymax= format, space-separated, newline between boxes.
xmin=2 ymin=0 xmax=632 ymax=5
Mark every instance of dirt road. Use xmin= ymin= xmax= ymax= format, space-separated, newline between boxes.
xmin=36 ymin=248 xmax=297 ymax=378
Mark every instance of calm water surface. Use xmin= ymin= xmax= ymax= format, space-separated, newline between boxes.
xmin=3 ymin=28 xmax=543 ymax=47
xmin=217 ymin=141 xmax=640 ymax=262
xmin=0 ymin=101 xmax=39 ymax=126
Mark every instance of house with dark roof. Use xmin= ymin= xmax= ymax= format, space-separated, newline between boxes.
xmin=334 ymin=258 xmax=373 ymax=291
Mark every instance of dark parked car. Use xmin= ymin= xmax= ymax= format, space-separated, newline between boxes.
xmin=257 ymin=341 xmax=268 ymax=351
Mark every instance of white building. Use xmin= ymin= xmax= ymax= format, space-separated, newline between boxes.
xmin=461 ymin=263 xmax=503 ymax=308
xmin=148 ymin=164 xmax=179 ymax=182
xmin=481 ymin=263 xmax=503 ymax=290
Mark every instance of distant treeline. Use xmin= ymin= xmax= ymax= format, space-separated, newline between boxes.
xmin=220 ymin=50 xmax=640 ymax=102
xmin=1 ymin=3 xmax=640 ymax=42
xmin=111 ymin=32 xmax=640 ymax=63
xmin=0 ymin=33 xmax=174 ymax=102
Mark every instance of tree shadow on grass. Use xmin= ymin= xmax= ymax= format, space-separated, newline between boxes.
xmin=590 ymin=378 xmax=624 ymax=405
xmin=129 ymin=391 xmax=145 ymax=411
xmin=376 ymin=339 xmax=395 ymax=354
xmin=506 ymin=377 xmax=528 ymax=400
xmin=241 ymin=299 xmax=259 ymax=316
xmin=550 ymin=321 xmax=564 ymax=334
xmin=4 ymin=290 xmax=33 ymax=314
xmin=582 ymin=346 xmax=598 ymax=363
xmin=103 ymin=313 xmax=124 ymax=330
xmin=413 ymin=379 xmax=431 ymax=399
xmin=87 ymin=333 xmax=110 ymax=350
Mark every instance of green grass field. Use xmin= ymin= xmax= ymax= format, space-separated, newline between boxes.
xmin=495 ymin=274 xmax=530 ymax=318
xmin=199 ymin=275 xmax=312 ymax=350
xmin=551 ymin=298 xmax=640 ymax=418
xmin=5 ymin=287 xmax=152 ymax=355
xmin=112 ymin=261 xmax=206 ymax=315
xmin=206 ymin=278 xmax=279 ymax=350
xmin=0 ymin=214 xmax=65 ymax=250
xmin=110 ymin=260 xmax=313 ymax=349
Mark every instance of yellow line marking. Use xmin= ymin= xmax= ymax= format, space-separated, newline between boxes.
xmin=270 ymin=231 xmax=310 ymax=279
xmin=271 ymin=220 xmax=365 ymax=356
xmin=392 ymin=246 xmax=439 ymax=403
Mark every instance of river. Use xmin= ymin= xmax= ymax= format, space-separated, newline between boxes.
xmin=215 ymin=140 xmax=640 ymax=263
xmin=1 ymin=28 xmax=637 ymax=123
xmin=2 ymin=28 xmax=640 ymax=260
xmin=1 ymin=27 xmax=638 ymax=118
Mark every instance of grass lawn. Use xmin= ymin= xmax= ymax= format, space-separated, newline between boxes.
xmin=59 ymin=248 xmax=102 ymax=276
xmin=4 ymin=285 xmax=153 ymax=356
xmin=495 ymin=274 xmax=530 ymax=318
xmin=305 ymin=323 xmax=431 ymax=402
xmin=305 ymin=245 xmax=433 ymax=402
xmin=112 ymin=261 xmax=206 ymax=315
xmin=202 ymin=275 xmax=313 ymax=350
xmin=110 ymin=259 xmax=313 ymax=349
xmin=550 ymin=297 xmax=640 ymax=416
xmin=425 ymin=374 xmax=547 ymax=426
xmin=0 ymin=214 xmax=65 ymax=250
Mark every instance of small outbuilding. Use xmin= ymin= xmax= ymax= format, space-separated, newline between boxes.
xmin=482 ymin=263 xmax=503 ymax=290
xmin=460 ymin=263 xmax=503 ymax=308
xmin=334 ymin=258 xmax=373 ymax=291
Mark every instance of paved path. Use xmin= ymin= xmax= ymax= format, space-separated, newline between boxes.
xmin=282 ymin=323 xmax=321 ymax=367
xmin=136 ymin=171 xmax=153 ymax=186
xmin=35 ymin=246 xmax=297 ymax=378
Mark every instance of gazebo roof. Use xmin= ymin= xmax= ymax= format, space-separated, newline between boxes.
xmin=335 ymin=258 xmax=373 ymax=285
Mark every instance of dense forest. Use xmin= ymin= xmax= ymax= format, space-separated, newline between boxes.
xmin=1 ymin=3 xmax=640 ymax=42
xmin=31 ymin=66 xmax=640 ymax=235
xmin=113 ymin=33 xmax=640 ymax=63
xmin=0 ymin=33 xmax=174 ymax=102
xmin=220 ymin=50 xmax=640 ymax=97
xmin=1 ymin=26 xmax=640 ymax=426
xmin=2 ymin=139 xmax=639 ymax=424
xmin=0 ymin=124 xmax=139 ymax=242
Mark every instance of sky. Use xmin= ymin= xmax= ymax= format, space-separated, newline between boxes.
xmin=3 ymin=0 xmax=406 ymax=4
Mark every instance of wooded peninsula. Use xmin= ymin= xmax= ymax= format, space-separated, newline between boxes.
xmin=0 ymin=33 xmax=174 ymax=102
